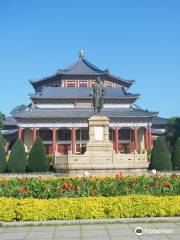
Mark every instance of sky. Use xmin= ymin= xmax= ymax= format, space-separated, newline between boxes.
xmin=0 ymin=0 xmax=180 ymax=118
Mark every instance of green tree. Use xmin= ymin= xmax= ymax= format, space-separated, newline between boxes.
xmin=0 ymin=134 xmax=6 ymax=146
xmin=0 ymin=111 xmax=6 ymax=147
xmin=7 ymin=140 xmax=27 ymax=173
xmin=0 ymin=111 xmax=5 ymax=130
xmin=149 ymin=136 xmax=172 ymax=171
xmin=28 ymin=138 xmax=48 ymax=172
xmin=171 ymin=137 xmax=180 ymax=170
xmin=165 ymin=117 xmax=180 ymax=146
xmin=0 ymin=139 xmax=6 ymax=173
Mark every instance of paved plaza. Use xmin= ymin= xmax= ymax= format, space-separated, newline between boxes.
xmin=0 ymin=222 xmax=180 ymax=240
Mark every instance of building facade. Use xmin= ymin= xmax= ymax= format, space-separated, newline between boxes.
xmin=12 ymin=52 xmax=157 ymax=163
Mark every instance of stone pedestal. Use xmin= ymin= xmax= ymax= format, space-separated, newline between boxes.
xmin=53 ymin=115 xmax=149 ymax=176
xmin=86 ymin=115 xmax=113 ymax=152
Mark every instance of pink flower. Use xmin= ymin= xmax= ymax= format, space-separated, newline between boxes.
xmin=76 ymin=186 xmax=81 ymax=191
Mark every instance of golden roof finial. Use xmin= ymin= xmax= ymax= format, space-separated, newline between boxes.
xmin=79 ymin=50 xmax=85 ymax=58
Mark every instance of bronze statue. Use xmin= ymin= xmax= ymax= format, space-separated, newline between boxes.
xmin=90 ymin=77 xmax=105 ymax=114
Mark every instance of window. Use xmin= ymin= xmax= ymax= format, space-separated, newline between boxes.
xmin=76 ymin=129 xmax=89 ymax=141
xmin=109 ymin=129 xmax=113 ymax=141
xmin=57 ymin=129 xmax=71 ymax=141
xmin=119 ymin=129 xmax=131 ymax=140
xmin=67 ymin=81 xmax=75 ymax=87
xmin=79 ymin=81 xmax=87 ymax=87
xmin=38 ymin=130 xmax=52 ymax=141
xmin=106 ymin=82 xmax=113 ymax=87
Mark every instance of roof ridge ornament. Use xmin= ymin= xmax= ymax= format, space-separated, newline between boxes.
xmin=79 ymin=50 xmax=85 ymax=58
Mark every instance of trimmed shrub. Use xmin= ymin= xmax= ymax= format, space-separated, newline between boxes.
xmin=172 ymin=137 xmax=180 ymax=170
xmin=0 ymin=134 xmax=6 ymax=146
xmin=0 ymin=195 xmax=180 ymax=221
xmin=28 ymin=138 xmax=48 ymax=172
xmin=149 ymin=136 xmax=172 ymax=170
xmin=0 ymin=140 xmax=6 ymax=173
xmin=7 ymin=140 xmax=27 ymax=173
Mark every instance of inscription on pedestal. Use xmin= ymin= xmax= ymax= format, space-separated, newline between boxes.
xmin=94 ymin=126 xmax=104 ymax=141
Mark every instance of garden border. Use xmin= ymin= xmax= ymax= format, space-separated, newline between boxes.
xmin=0 ymin=217 xmax=180 ymax=227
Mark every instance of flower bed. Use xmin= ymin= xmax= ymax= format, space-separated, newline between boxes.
xmin=0 ymin=175 xmax=180 ymax=199
xmin=0 ymin=195 xmax=180 ymax=221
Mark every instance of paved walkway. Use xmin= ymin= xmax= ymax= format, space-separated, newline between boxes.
xmin=0 ymin=222 xmax=180 ymax=240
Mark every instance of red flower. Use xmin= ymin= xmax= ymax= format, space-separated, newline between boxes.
xmin=130 ymin=177 xmax=137 ymax=184
xmin=64 ymin=183 xmax=71 ymax=191
xmin=20 ymin=187 xmax=25 ymax=193
xmin=17 ymin=179 xmax=22 ymax=184
xmin=127 ymin=188 xmax=132 ymax=193
xmin=26 ymin=190 xmax=30 ymax=193
xmin=91 ymin=189 xmax=97 ymax=195
xmin=154 ymin=181 xmax=159 ymax=187
xmin=79 ymin=178 xmax=84 ymax=183
xmin=146 ymin=182 xmax=151 ymax=188
xmin=23 ymin=176 xmax=29 ymax=181
xmin=162 ymin=181 xmax=170 ymax=187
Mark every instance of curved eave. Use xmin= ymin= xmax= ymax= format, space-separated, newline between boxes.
xmin=28 ymin=73 xmax=60 ymax=89
xmin=29 ymin=95 xmax=140 ymax=101
xmin=29 ymin=73 xmax=135 ymax=90
xmin=14 ymin=114 xmax=158 ymax=120
xmin=58 ymin=70 xmax=109 ymax=75
xmin=13 ymin=109 xmax=158 ymax=120
xmin=106 ymin=73 xmax=135 ymax=88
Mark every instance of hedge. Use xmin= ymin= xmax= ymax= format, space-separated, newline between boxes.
xmin=0 ymin=175 xmax=180 ymax=198
xmin=0 ymin=195 xmax=180 ymax=221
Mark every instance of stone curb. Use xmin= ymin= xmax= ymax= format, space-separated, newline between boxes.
xmin=0 ymin=217 xmax=180 ymax=227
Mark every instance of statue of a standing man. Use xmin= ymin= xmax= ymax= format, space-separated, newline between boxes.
xmin=90 ymin=77 xmax=105 ymax=114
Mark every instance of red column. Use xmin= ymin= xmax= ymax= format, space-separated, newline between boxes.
xmin=33 ymin=127 xmax=37 ymax=142
xmin=18 ymin=127 xmax=22 ymax=140
xmin=144 ymin=128 xmax=149 ymax=150
xmin=72 ymin=127 xmax=76 ymax=155
xmin=131 ymin=140 xmax=135 ymax=153
xmin=52 ymin=127 xmax=57 ymax=153
xmin=131 ymin=129 xmax=135 ymax=153
xmin=148 ymin=126 xmax=152 ymax=150
xmin=134 ymin=127 xmax=138 ymax=151
xmin=114 ymin=127 xmax=119 ymax=153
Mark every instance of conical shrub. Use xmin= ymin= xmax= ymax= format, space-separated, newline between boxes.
xmin=0 ymin=139 xmax=6 ymax=173
xmin=171 ymin=137 xmax=180 ymax=170
xmin=28 ymin=138 xmax=48 ymax=172
xmin=149 ymin=136 xmax=172 ymax=170
xmin=7 ymin=140 xmax=27 ymax=173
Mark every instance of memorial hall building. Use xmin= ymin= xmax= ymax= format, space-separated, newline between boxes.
xmin=4 ymin=51 xmax=166 ymax=174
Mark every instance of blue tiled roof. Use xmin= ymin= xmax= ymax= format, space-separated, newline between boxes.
xmin=1 ymin=129 xmax=18 ymax=136
xmin=3 ymin=117 xmax=17 ymax=126
xmin=29 ymin=57 xmax=134 ymax=88
xmin=29 ymin=87 xmax=139 ymax=99
xmin=58 ymin=58 xmax=108 ymax=75
xmin=13 ymin=108 xmax=157 ymax=119
xmin=151 ymin=117 xmax=168 ymax=125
